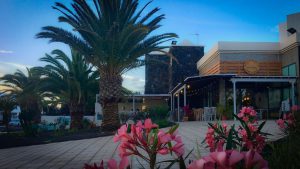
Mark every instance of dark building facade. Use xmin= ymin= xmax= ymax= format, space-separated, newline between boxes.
xmin=145 ymin=45 xmax=204 ymax=94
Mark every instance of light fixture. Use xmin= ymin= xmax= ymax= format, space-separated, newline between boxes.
xmin=187 ymin=84 xmax=191 ymax=89
xmin=287 ymin=27 xmax=297 ymax=34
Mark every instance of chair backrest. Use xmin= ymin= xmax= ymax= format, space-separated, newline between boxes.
xmin=204 ymin=107 xmax=210 ymax=115
xmin=211 ymin=107 xmax=216 ymax=115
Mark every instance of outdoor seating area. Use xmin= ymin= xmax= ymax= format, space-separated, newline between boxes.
xmin=183 ymin=107 xmax=217 ymax=121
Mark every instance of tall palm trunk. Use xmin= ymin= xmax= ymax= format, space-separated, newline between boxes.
xmin=3 ymin=110 xmax=10 ymax=133
xmin=99 ymin=73 xmax=122 ymax=131
xmin=69 ymin=103 xmax=84 ymax=129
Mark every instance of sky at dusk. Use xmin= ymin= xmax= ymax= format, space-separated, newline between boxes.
xmin=1 ymin=0 xmax=300 ymax=93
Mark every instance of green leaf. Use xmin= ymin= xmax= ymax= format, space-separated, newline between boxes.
xmin=163 ymin=160 xmax=178 ymax=169
xmin=226 ymin=126 xmax=234 ymax=150
xmin=184 ymin=149 xmax=194 ymax=160
xmin=258 ymin=121 xmax=266 ymax=131
xmin=168 ymin=124 xmax=179 ymax=134
xmin=179 ymin=156 xmax=187 ymax=169
xmin=136 ymin=158 xmax=146 ymax=169
xmin=127 ymin=124 xmax=131 ymax=133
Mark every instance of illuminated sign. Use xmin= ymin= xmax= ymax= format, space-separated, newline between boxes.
xmin=244 ymin=60 xmax=260 ymax=75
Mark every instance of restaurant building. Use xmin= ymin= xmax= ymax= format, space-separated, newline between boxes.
xmin=171 ymin=13 xmax=300 ymax=120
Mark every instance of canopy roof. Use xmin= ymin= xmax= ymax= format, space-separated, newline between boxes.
xmin=170 ymin=74 xmax=298 ymax=94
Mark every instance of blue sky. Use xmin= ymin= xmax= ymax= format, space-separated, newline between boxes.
xmin=0 ymin=0 xmax=300 ymax=93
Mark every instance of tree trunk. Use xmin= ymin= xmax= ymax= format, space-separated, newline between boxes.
xmin=3 ymin=110 xmax=10 ymax=134
xmin=99 ymin=73 xmax=122 ymax=131
xmin=69 ymin=103 xmax=84 ymax=129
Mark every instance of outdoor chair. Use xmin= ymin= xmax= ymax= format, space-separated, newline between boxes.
xmin=202 ymin=107 xmax=212 ymax=121
xmin=211 ymin=107 xmax=217 ymax=120
xmin=193 ymin=108 xmax=203 ymax=121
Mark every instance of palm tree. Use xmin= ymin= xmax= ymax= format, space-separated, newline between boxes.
xmin=36 ymin=0 xmax=177 ymax=131
xmin=34 ymin=49 xmax=98 ymax=129
xmin=0 ymin=68 xmax=42 ymax=136
xmin=0 ymin=94 xmax=17 ymax=133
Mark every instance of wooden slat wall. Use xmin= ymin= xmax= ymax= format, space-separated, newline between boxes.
xmin=200 ymin=61 xmax=282 ymax=76
xmin=202 ymin=62 xmax=220 ymax=75
xmin=220 ymin=61 xmax=282 ymax=76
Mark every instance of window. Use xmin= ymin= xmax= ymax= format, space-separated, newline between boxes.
xmin=281 ymin=63 xmax=298 ymax=105
xmin=289 ymin=64 xmax=297 ymax=76
xmin=282 ymin=63 xmax=297 ymax=76
xmin=282 ymin=67 xmax=289 ymax=76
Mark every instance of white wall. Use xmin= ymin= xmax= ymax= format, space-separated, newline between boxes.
xmin=41 ymin=115 xmax=96 ymax=125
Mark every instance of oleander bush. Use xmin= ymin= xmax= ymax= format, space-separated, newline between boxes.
xmin=264 ymin=106 xmax=300 ymax=169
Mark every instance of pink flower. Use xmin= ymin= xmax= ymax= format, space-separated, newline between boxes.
xmin=107 ymin=157 xmax=129 ymax=169
xmin=188 ymin=156 xmax=215 ymax=169
xmin=243 ymin=116 xmax=249 ymax=122
xmin=207 ymin=128 xmax=214 ymax=134
xmin=119 ymin=142 xmax=135 ymax=157
xmin=210 ymin=150 xmax=244 ymax=168
xmin=239 ymin=107 xmax=257 ymax=122
xmin=136 ymin=121 xmax=143 ymax=128
xmin=243 ymin=150 xmax=268 ymax=169
xmin=250 ymin=110 xmax=257 ymax=117
xmin=222 ymin=122 xmax=227 ymax=129
xmin=238 ymin=112 xmax=244 ymax=118
xmin=157 ymin=148 xmax=169 ymax=155
xmin=144 ymin=119 xmax=158 ymax=130
xmin=158 ymin=130 xmax=172 ymax=144
xmin=248 ymin=124 xmax=258 ymax=132
xmin=84 ymin=160 xmax=104 ymax=169
xmin=276 ymin=119 xmax=285 ymax=129
xmin=172 ymin=142 xmax=185 ymax=157
xmin=174 ymin=135 xmax=183 ymax=143
xmin=113 ymin=125 xmax=130 ymax=142
xmin=239 ymin=129 xmax=247 ymax=137
xmin=216 ymin=140 xmax=225 ymax=152
xmin=291 ymin=105 xmax=300 ymax=111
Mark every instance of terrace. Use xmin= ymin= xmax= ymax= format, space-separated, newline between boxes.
xmin=0 ymin=121 xmax=282 ymax=169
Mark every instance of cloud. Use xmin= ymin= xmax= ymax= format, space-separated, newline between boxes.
xmin=0 ymin=62 xmax=31 ymax=77
xmin=122 ymin=75 xmax=145 ymax=93
xmin=0 ymin=50 xmax=14 ymax=54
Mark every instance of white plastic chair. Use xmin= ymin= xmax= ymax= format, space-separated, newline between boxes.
xmin=203 ymin=107 xmax=212 ymax=121
xmin=211 ymin=107 xmax=217 ymax=121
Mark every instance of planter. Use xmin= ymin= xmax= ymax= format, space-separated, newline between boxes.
xmin=183 ymin=116 xmax=189 ymax=122
xmin=221 ymin=115 xmax=227 ymax=120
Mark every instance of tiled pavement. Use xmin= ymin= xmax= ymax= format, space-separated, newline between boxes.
xmin=0 ymin=121 xmax=283 ymax=169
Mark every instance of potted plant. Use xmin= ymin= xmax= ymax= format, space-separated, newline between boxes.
xmin=182 ymin=105 xmax=192 ymax=121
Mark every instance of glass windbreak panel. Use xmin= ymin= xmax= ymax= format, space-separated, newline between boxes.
xmin=269 ymin=89 xmax=281 ymax=109
xmin=288 ymin=64 xmax=297 ymax=76
xmin=282 ymin=67 xmax=289 ymax=76
xmin=283 ymin=88 xmax=290 ymax=100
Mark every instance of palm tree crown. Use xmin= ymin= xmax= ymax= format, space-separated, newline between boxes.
xmin=34 ymin=49 xmax=98 ymax=128
xmin=36 ymin=0 xmax=177 ymax=130
xmin=0 ymin=68 xmax=41 ymax=113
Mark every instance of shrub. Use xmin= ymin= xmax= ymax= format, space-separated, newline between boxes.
xmin=82 ymin=118 xmax=93 ymax=129
xmin=85 ymin=119 xmax=188 ymax=169
xmin=147 ymin=105 xmax=169 ymax=121
xmin=55 ymin=117 xmax=69 ymax=130
xmin=19 ymin=111 xmax=39 ymax=136
xmin=193 ymin=107 xmax=269 ymax=169
xmin=264 ymin=107 xmax=300 ymax=169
